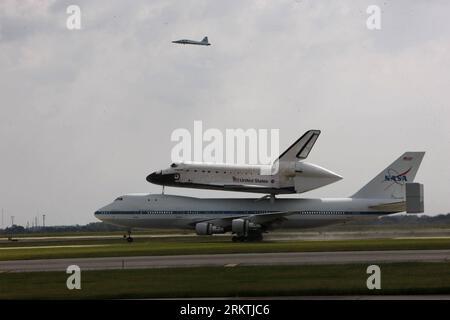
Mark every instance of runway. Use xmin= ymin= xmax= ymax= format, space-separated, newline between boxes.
xmin=2 ymin=228 xmax=450 ymax=244
xmin=1 ymin=249 xmax=450 ymax=272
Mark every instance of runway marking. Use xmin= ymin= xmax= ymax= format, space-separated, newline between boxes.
xmin=0 ymin=244 xmax=112 ymax=250
xmin=224 ymin=264 xmax=238 ymax=267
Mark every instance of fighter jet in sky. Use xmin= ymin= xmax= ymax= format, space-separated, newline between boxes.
xmin=172 ymin=36 xmax=211 ymax=46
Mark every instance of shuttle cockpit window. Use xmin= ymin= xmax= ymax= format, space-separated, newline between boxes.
xmin=115 ymin=197 xmax=123 ymax=201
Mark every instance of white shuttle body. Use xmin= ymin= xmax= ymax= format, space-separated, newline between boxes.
xmin=147 ymin=130 xmax=342 ymax=194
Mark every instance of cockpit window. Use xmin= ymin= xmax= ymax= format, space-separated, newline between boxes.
xmin=170 ymin=163 xmax=178 ymax=168
xmin=115 ymin=197 xmax=123 ymax=201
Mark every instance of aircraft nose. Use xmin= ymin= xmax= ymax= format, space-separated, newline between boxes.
xmin=94 ymin=210 xmax=103 ymax=221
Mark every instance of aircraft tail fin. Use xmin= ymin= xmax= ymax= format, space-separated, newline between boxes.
xmin=278 ymin=130 xmax=320 ymax=162
xmin=351 ymin=152 xmax=425 ymax=199
xmin=202 ymin=36 xmax=209 ymax=43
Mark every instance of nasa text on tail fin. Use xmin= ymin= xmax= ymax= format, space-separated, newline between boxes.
xmin=351 ymin=152 xmax=425 ymax=199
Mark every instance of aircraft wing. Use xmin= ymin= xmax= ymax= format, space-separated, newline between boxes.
xmin=194 ymin=211 xmax=297 ymax=229
xmin=248 ymin=211 xmax=297 ymax=224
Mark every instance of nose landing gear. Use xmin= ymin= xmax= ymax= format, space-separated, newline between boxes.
xmin=123 ymin=229 xmax=133 ymax=242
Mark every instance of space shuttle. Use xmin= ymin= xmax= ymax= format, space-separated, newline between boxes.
xmin=147 ymin=130 xmax=342 ymax=195
xmin=97 ymin=128 xmax=425 ymax=242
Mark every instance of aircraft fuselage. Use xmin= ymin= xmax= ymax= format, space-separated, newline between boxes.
xmin=172 ymin=40 xmax=210 ymax=46
xmin=147 ymin=161 xmax=342 ymax=194
xmin=95 ymin=194 xmax=396 ymax=230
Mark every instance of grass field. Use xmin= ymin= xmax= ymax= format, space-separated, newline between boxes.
xmin=1 ymin=238 xmax=450 ymax=261
xmin=0 ymin=229 xmax=189 ymax=238
xmin=1 ymin=262 xmax=449 ymax=299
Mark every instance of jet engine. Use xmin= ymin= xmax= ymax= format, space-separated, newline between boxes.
xmin=231 ymin=218 xmax=260 ymax=236
xmin=195 ymin=222 xmax=225 ymax=235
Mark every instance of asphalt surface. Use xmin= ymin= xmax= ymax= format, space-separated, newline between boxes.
xmin=1 ymin=249 xmax=450 ymax=272
xmin=2 ymin=229 xmax=450 ymax=244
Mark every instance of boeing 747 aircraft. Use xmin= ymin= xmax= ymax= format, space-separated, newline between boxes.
xmin=147 ymin=130 xmax=342 ymax=195
xmin=172 ymin=36 xmax=211 ymax=46
xmin=95 ymin=152 xmax=425 ymax=242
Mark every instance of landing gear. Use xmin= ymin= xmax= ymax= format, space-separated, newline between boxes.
xmin=232 ymin=231 xmax=263 ymax=242
xmin=124 ymin=229 xmax=133 ymax=242
xmin=232 ymin=235 xmax=245 ymax=242
xmin=253 ymin=232 xmax=264 ymax=241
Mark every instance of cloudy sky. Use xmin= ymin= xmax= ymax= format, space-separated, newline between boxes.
xmin=0 ymin=0 xmax=449 ymax=226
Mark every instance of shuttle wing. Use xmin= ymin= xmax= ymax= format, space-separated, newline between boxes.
xmin=222 ymin=184 xmax=269 ymax=190
xmin=209 ymin=183 xmax=267 ymax=189
xmin=205 ymin=183 xmax=288 ymax=194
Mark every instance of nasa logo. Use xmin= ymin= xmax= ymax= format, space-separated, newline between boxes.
xmin=384 ymin=167 xmax=411 ymax=184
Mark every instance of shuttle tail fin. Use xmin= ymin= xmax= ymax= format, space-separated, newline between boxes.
xmin=202 ymin=36 xmax=209 ymax=43
xmin=351 ymin=152 xmax=425 ymax=199
xmin=278 ymin=130 xmax=320 ymax=162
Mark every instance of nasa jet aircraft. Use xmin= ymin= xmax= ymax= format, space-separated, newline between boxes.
xmin=147 ymin=130 xmax=342 ymax=195
xmin=96 ymin=152 xmax=425 ymax=242
xmin=172 ymin=36 xmax=211 ymax=46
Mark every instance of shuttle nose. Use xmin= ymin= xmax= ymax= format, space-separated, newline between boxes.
xmin=146 ymin=171 xmax=177 ymax=185
xmin=146 ymin=171 xmax=159 ymax=183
